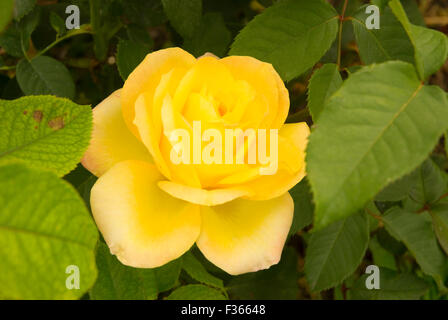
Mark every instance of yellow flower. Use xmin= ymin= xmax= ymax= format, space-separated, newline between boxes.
xmin=81 ymin=47 xmax=309 ymax=275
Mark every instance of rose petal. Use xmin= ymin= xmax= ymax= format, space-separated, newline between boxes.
xmin=196 ymin=193 xmax=293 ymax=275
xmin=81 ymin=89 xmax=152 ymax=177
xmin=90 ymin=160 xmax=201 ymax=268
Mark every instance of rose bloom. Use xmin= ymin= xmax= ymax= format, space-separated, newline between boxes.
xmin=82 ymin=48 xmax=309 ymax=275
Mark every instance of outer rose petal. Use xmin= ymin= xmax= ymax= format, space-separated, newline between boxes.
xmin=238 ymin=122 xmax=310 ymax=200
xmin=158 ymin=180 xmax=250 ymax=206
xmin=81 ymin=90 xmax=152 ymax=177
xmin=90 ymin=160 xmax=201 ymax=268
xmin=196 ymin=193 xmax=293 ymax=275
xmin=121 ymin=47 xmax=196 ymax=137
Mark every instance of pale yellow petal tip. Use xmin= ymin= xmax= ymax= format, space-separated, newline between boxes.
xmin=198 ymin=52 xmax=219 ymax=60
xmin=224 ymin=251 xmax=282 ymax=275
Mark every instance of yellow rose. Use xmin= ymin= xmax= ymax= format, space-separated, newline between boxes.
xmin=81 ymin=47 xmax=309 ymax=275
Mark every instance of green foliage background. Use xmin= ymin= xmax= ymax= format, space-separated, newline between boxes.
xmin=0 ymin=0 xmax=448 ymax=300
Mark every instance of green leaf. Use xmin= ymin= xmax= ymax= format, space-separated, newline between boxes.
xmin=0 ymin=95 xmax=92 ymax=177
xmin=230 ymin=0 xmax=339 ymax=81
xmin=227 ymin=248 xmax=299 ymax=299
xmin=410 ymin=24 xmax=448 ymax=79
xmin=154 ymin=258 xmax=182 ymax=292
xmin=383 ymin=207 xmax=448 ymax=289
xmin=166 ymin=284 xmax=226 ymax=300
xmin=376 ymin=227 xmax=407 ymax=255
xmin=306 ymin=61 xmax=448 ymax=229
xmin=371 ymin=0 xmax=390 ymax=11
xmin=349 ymin=268 xmax=429 ymax=300
xmin=352 ymin=5 xmax=415 ymax=66
xmin=0 ymin=0 xmax=14 ymax=32
xmin=124 ymin=0 xmax=167 ymax=28
xmin=126 ymin=24 xmax=153 ymax=48
xmin=116 ymin=39 xmax=149 ymax=81
xmin=161 ymin=0 xmax=202 ymax=39
xmin=288 ymin=178 xmax=314 ymax=235
xmin=366 ymin=1 xmax=447 ymax=79
xmin=13 ymin=0 xmax=36 ymax=21
xmin=182 ymin=251 xmax=224 ymax=289
xmin=49 ymin=12 xmax=66 ymax=37
xmin=305 ymin=213 xmax=369 ymax=291
xmin=375 ymin=170 xmax=417 ymax=202
xmin=0 ymin=163 xmax=98 ymax=299
xmin=90 ymin=242 xmax=158 ymax=300
xmin=0 ymin=24 xmax=26 ymax=57
xmin=307 ymin=63 xmax=342 ymax=122
xmin=16 ymin=56 xmax=75 ymax=99
xmin=369 ymin=236 xmax=397 ymax=270
xmin=401 ymin=0 xmax=425 ymax=26
xmin=183 ymin=12 xmax=231 ymax=58
xmin=388 ymin=0 xmax=424 ymax=79
xmin=430 ymin=202 xmax=448 ymax=256
xmin=409 ymin=158 xmax=447 ymax=205
xmin=18 ymin=6 xmax=39 ymax=58
xmin=371 ymin=0 xmax=425 ymax=26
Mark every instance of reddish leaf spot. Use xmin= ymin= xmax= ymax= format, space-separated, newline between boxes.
xmin=48 ymin=116 xmax=64 ymax=130
xmin=33 ymin=110 xmax=43 ymax=123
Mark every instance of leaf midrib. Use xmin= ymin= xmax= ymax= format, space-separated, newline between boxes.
xmin=321 ymin=82 xmax=424 ymax=220
xmin=351 ymin=17 xmax=392 ymax=61
xmin=310 ymin=219 xmax=346 ymax=289
xmin=0 ymin=224 xmax=93 ymax=250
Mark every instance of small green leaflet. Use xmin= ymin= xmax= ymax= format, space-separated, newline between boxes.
xmin=369 ymin=236 xmax=397 ymax=270
xmin=90 ymin=241 xmax=158 ymax=300
xmin=161 ymin=0 xmax=202 ymax=40
xmin=153 ymin=258 xmax=183 ymax=293
xmin=387 ymin=0 xmax=424 ymax=79
xmin=288 ymin=178 xmax=314 ymax=235
xmin=307 ymin=63 xmax=342 ymax=122
xmin=16 ymin=56 xmax=75 ymax=99
xmin=375 ymin=169 xmax=417 ymax=202
xmin=227 ymin=248 xmax=299 ymax=300
xmin=0 ymin=163 xmax=98 ymax=299
xmin=383 ymin=207 xmax=448 ymax=290
xmin=183 ymin=12 xmax=231 ymax=58
xmin=91 ymin=242 xmax=184 ymax=299
xmin=166 ymin=285 xmax=227 ymax=300
xmin=430 ymin=202 xmax=448 ymax=256
xmin=0 ymin=24 xmax=27 ymax=57
xmin=353 ymin=1 xmax=447 ymax=80
xmin=230 ymin=0 xmax=339 ymax=81
xmin=306 ymin=61 xmax=448 ymax=229
xmin=349 ymin=268 xmax=429 ymax=300
xmin=410 ymin=24 xmax=448 ymax=80
xmin=0 ymin=95 xmax=92 ymax=177
xmin=126 ymin=24 xmax=154 ymax=48
xmin=304 ymin=213 xmax=369 ymax=292
xmin=13 ymin=0 xmax=36 ymax=21
xmin=49 ymin=12 xmax=66 ymax=37
xmin=0 ymin=0 xmax=14 ymax=32
xmin=352 ymin=5 xmax=415 ymax=66
xmin=182 ymin=251 xmax=224 ymax=290
xmin=409 ymin=158 xmax=447 ymax=205
xmin=116 ymin=39 xmax=149 ymax=81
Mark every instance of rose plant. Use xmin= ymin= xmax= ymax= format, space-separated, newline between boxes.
xmin=0 ymin=0 xmax=447 ymax=300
